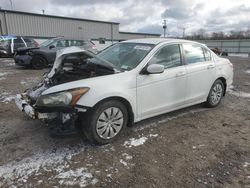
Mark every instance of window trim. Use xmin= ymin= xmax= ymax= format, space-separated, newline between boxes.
xmin=182 ymin=43 xmax=208 ymax=65
xmin=140 ymin=43 xmax=184 ymax=74
xmin=202 ymin=46 xmax=212 ymax=62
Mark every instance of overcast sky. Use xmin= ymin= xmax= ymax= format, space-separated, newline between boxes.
xmin=1 ymin=0 xmax=250 ymax=36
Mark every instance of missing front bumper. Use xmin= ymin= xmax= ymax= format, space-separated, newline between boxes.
xmin=15 ymin=94 xmax=57 ymax=120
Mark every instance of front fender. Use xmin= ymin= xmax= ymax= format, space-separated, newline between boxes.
xmin=76 ymin=89 xmax=137 ymax=118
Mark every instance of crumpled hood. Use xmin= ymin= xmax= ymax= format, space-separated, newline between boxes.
xmin=47 ymin=46 xmax=95 ymax=78
xmin=26 ymin=46 xmax=116 ymax=102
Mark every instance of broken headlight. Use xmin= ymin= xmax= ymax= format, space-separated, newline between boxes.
xmin=36 ymin=87 xmax=89 ymax=107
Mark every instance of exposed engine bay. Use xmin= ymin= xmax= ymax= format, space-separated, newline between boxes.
xmin=15 ymin=47 xmax=117 ymax=136
xmin=27 ymin=48 xmax=115 ymax=103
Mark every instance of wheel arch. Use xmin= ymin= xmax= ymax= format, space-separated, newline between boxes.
xmin=92 ymin=96 xmax=135 ymax=127
xmin=216 ymin=77 xmax=227 ymax=96
xmin=32 ymin=53 xmax=49 ymax=64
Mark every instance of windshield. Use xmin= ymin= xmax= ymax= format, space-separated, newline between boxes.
xmin=39 ymin=38 xmax=56 ymax=47
xmin=95 ymin=43 xmax=154 ymax=71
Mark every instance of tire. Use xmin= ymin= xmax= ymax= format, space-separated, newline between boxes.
xmin=206 ymin=79 xmax=224 ymax=107
xmin=82 ymin=100 xmax=128 ymax=145
xmin=31 ymin=55 xmax=47 ymax=69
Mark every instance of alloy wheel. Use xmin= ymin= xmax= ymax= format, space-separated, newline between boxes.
xmin=96 ymin=107 xmax=124 ymax=139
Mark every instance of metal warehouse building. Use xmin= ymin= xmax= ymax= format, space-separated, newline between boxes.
xmin=0 ymin=9 xmax=160 ymax=43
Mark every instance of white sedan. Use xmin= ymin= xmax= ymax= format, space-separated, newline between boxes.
xmin=15 ymin=38 xmax=234 ymax=144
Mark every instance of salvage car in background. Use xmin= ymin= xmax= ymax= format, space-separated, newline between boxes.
xmin=0 ymin=35 xmax=38 ymax=57
xmin=211 ymin=47 xmax=228 ymax=56
xmin=14 ymin=37 xmax=97 ymax=69
xmin=15 ymin=38 xmax=234 ymax=144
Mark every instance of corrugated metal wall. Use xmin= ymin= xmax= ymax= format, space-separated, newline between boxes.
xmin=0 ymin=11 xmax=119 ymax=40
xmin=195 ymin=39 xmax=250 ymax=53
xmin=119 ymin=32 xmax=160 ymax=40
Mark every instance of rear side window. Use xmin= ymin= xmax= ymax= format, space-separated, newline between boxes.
xmin=55 ymin=40 xmax=70 ymax=47
xmin=70 ymin=40 xmax=85 ymax=46
xmin=149 ymin=44 xmax=182 ymax=69
xmin=23 ymin=38 xmax=32 ymax=42
xmin=14 ymin=38 xmax=24 ymax=44
xmin=183 ymin=43 xmax=205 ymax=64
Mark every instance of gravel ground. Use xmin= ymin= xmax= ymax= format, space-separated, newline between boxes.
xmin=0 ymin=57 xmax=249 ymax=188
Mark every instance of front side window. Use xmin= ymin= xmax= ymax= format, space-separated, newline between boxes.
xmin=149 ymin=44 xmax=181 ymax=69
xmin=95 ymin=43 xmax=154 ymax=71
xmin=183 ymin=43 xmax=205 ymax=64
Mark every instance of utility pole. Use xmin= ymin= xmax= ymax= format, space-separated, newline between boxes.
xmin=182 ymin=27 xmax=186 ymax=38
xmin=163 ymin=19 xmax=167 ymax=38
xmin=9 ymin=0 xmax=13 ymax=10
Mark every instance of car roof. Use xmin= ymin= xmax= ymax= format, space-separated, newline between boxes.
xmin=53 ymin=37 xmax=89 ymax=41
xmin=0 ymin=35 xmax=17 ymax=40
xmin=122 ymin=38 xmax=200 ymax=45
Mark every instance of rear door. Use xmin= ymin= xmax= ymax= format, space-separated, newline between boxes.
xmin=183 ymin=43 xmax=216 ymax=104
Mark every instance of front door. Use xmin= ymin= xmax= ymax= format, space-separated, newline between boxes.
xmin=137 ymin=44 xmax=187 ymax=120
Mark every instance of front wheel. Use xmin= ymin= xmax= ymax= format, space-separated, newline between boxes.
xmin=31 ymin=55 xmax=47 ymax=69
xmin=206 ymin=79 xmax=224 ymax=107
xmin=83 ymin=100 xmax=128 ymax=145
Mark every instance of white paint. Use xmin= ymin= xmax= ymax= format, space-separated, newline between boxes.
xmin=0 ymin=144 xmax=98 ymax=187
xmin=124 ymin=137 xmax=148 ymax=147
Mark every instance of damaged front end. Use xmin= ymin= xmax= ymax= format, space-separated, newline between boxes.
xmin=15 ymin=46 xmax=117 ymax=135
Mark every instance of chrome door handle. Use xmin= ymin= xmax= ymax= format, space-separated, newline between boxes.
xmin=176 ymin=71 xmax=186 ymax=77
xmin=207 ymin=64 xmax=215 ymax=69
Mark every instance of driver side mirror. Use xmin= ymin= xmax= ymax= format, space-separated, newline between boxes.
xmin=144 ymin=64 xmax=165 ymax=74
xmin=49 ymin=45 xmax=55 ymax=49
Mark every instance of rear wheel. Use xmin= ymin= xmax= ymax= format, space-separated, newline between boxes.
xmin=82 ymin=100 xmax=128 ymax=145
xmin=206 ymin=79 xmax=224 ymax=107
xmin=31 ymin=55 xmax=47 ymax=69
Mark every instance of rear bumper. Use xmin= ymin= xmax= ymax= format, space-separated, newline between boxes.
xmin=14 ymin=55 xmax=32 ymax=66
